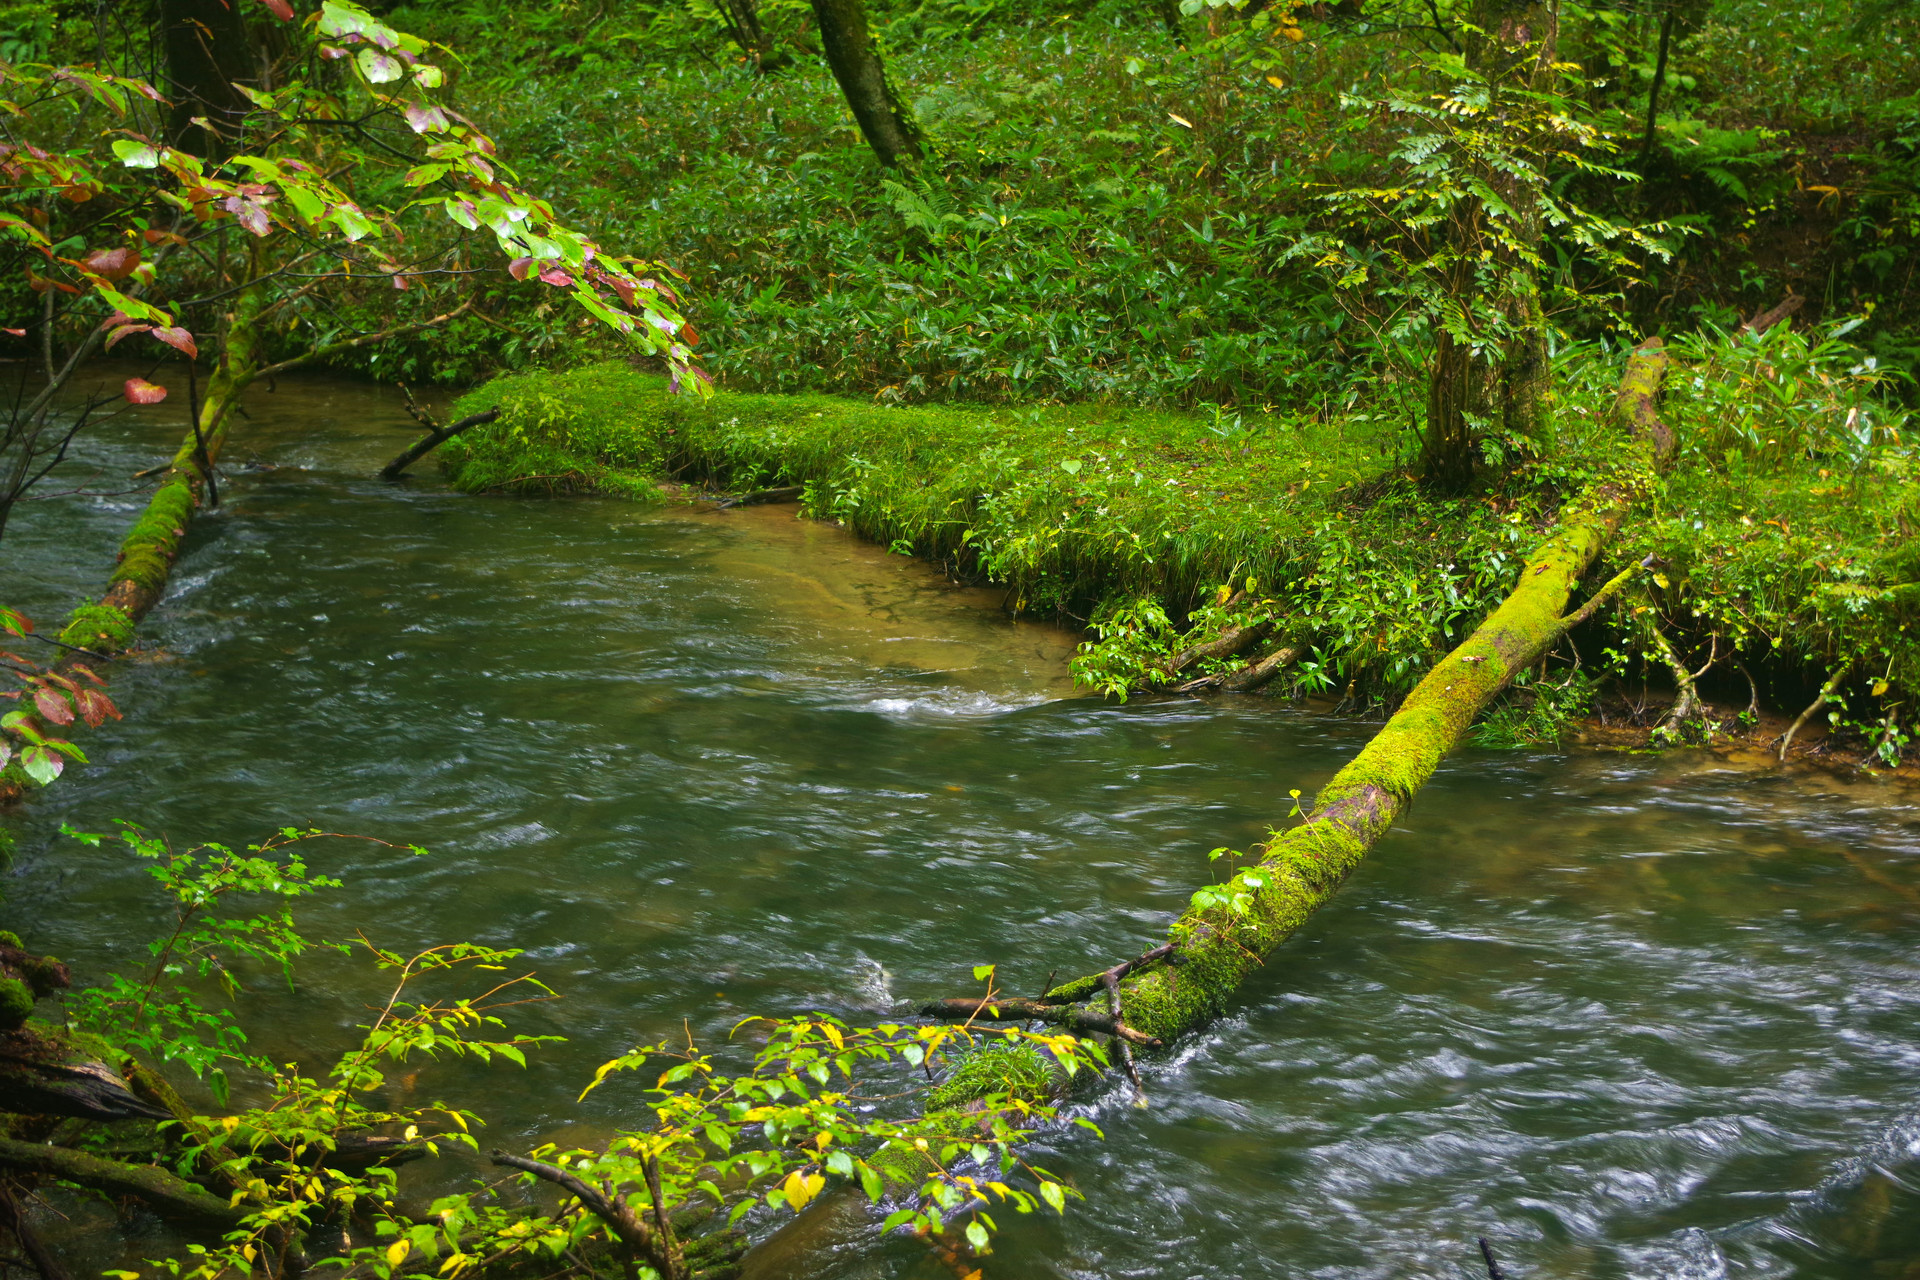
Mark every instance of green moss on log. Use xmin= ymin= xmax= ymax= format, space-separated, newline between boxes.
xmin=56 ymin=603 xmax=136 ymax=653
xmin=0 ymin=979 xmax=34 ymax=1031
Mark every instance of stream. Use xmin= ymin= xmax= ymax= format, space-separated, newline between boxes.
xmin=5 ymin=372 xmax=1920 ymax=1279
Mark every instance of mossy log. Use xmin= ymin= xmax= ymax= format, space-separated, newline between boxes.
xmin=54 ymin=283 xmax=268 ymax=658
xmin=0 ymin=1135 xmax=246 ymax=1230
xmin=936 ymin=339 xmax=1674 ymax=1045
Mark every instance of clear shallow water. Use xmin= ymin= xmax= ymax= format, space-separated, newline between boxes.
xmin=6 ymin=374 xmax=1920 ymax=1279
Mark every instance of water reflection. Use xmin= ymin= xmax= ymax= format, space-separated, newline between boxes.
xmin=4 ymin=373 xmax=1920 ymax=1278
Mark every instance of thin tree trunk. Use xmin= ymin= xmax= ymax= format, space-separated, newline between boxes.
xmin=934 ymin=338 xmax=1672 ymax=1045
xmin=1639 ymin=4 xmax=1675 ymax=165
xmin=1424 ymin=327 xmax=1476 ymax=489
xmin=159 ymin=0 xmax=255 ymax=152
xmin=809 ymin=0 xmax=926 ymax=166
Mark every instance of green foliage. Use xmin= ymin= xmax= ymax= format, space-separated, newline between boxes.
xmin=59 ymin=822 xmax=389 ymax=1101
xmin=1070 ymin=597 xmax=1177 ymax=700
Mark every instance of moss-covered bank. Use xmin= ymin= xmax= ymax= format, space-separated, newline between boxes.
xmin=447 ymin=350 xmax=1920 ymax=745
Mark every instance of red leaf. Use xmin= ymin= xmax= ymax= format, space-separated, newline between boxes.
xmin=106 ymin=323 xmax=151 ymax=349
xmin=124 ymin=377 xmax=167 ymax=404
xmin=538 ymin=265 xmax=573 ymax=287
xmin=32 ymin=687 xmax=73 ymax=726
xmin=507 ymin=256 xmax=532 ymax=282
xmin=1 ymin=328 xmax=22 ymax=338
xmin=83 ymin=246 xmax=140 ymax=280
xmin=256 ymin=0 xmax=294 ymax=17
xmin=0 ymin=607 xmax=30 ymax=637
xmin=391 ymin=273 xmax=409 ymax=290
xmin=74 ymin=688 xmax=119 ymax=728
xmin=151 ymin=326 xmax=198 ymax=357
xmin=223 ymin=195 xmax=270 ymax=237
xmin=680 ymin=323 xmax=699 ymax=349
xmin=402 ymin=102 xmax=449 ymax=134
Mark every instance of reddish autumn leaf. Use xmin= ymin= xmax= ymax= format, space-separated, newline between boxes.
xmin=151 ymin=326 xmax=198 ymax=357
xmin=105 ymin=323 xmax=151 ymax=349
xmin=507 ymin=256 xmax=533 ymax=281
xmin=223 ymin=195 xmax=270 ymax=236
xmin=0 ymin=607 xmax=30 ymax=637
xmin=75 ymin=688 xmax=119 ymax=727
xmin=124 ymin=377 xmax=167 ymax=404
xmin=83 ymin=246 xmax=139 ymax=280
xmin=402 ymin=102 xmax=449 ymax=134
xmin=26 ymin=270 xmax=79 ymax=295
xmin=1 ymin=328 xmax=22 ymax=338
xmin=32 ymin=686 xmax=74 ymax=726
xmin=680 ymin=323 xmax=699 ymax=349
xmin=538 ymin=265 xmax=573 ymax=287
xmin=256 ymin=0 xmax=294 ymax=18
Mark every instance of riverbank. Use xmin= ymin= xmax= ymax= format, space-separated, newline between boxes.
xmin=445 ymin=350 xmax=1920 ymax=759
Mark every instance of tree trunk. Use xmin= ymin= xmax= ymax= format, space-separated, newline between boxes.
xmin=1424 ymin=0 xmax=1560 ymax=488
xmin=159 ymin=0 xmax=256 ymax=152
xmin=1423 ymin=327 xmax=1477 ymax=489
xmin=809 ymin=0 xmax=926 ymax=167
xmin=938 ymin=339 xmax=1672 ymax=1045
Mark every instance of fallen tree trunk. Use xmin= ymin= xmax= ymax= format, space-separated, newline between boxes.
xmin=933 ymin=338 xmax=1674 ymax=1045
xmin=52 ymin=282 xmax=267 ymax=658
xmin=0 ymin=1136 xmax=247 ymax=1231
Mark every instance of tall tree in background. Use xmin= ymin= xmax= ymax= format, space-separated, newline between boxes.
xmin=158 ymin=0 xmax=256 ymax=150
xmin=809 ymin=0 xmax=927 ymax=166
xmin=1423 ymin=0 xmax=1560 ymax=489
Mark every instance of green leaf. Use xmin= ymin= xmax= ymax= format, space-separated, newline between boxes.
xmin=965 ymin=1220 xmax=990 ymax=1251
xmin=1039 ymin=1180 xmax=1066 ymax=1214
xmin=972 ymin=964 xmax=995 ymax=981
xmin=111 ymin=139 xmax=160 ymax=168
xmin=1059 ymin=459 xmax=1082 ymax=475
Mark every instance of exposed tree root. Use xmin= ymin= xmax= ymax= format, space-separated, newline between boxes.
xmin=1779 ymin=664 xmax=1851 ymax=761
xmin=1647 ymin=621 xmax=1720 ymax=744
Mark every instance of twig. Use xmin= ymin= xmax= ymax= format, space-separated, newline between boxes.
xmin=1478 ymin=1237 xmax=1507 ymax=1280
xmin=378 ymin=408 xmax=500 ymax=480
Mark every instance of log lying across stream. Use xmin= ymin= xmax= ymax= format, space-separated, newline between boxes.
xmin=928 ymin=338 xmax=1674 ymax=1047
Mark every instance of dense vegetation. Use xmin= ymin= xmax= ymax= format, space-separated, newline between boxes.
xmin=4 ymin=0 xmax=1920 ymax=1274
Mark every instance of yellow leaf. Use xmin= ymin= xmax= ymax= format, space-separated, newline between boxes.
xmin=1265 ymin=74 xmax=1284 ymax=88
xmin=1653 ymin=573 xmax=1670 ymax=589
xmin=388 ymin=1240 xmax=411 ymax=1267
xmin=1167 ymin=112 xmax=1193 ymax=128
xmin=782 ymin=1169 xmax=824 ymax=1210
xmin=1282 ymin=25 xmax=1305 ymax=40
xmin=1874 ymin=679 xmax=1890 ymax=696
xmin=823 ymin=1024 xmax=844 ymax=1051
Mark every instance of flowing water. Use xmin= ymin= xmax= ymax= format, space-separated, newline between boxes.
xmin=6 ymin=372 xmax=1920 ymax=1279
